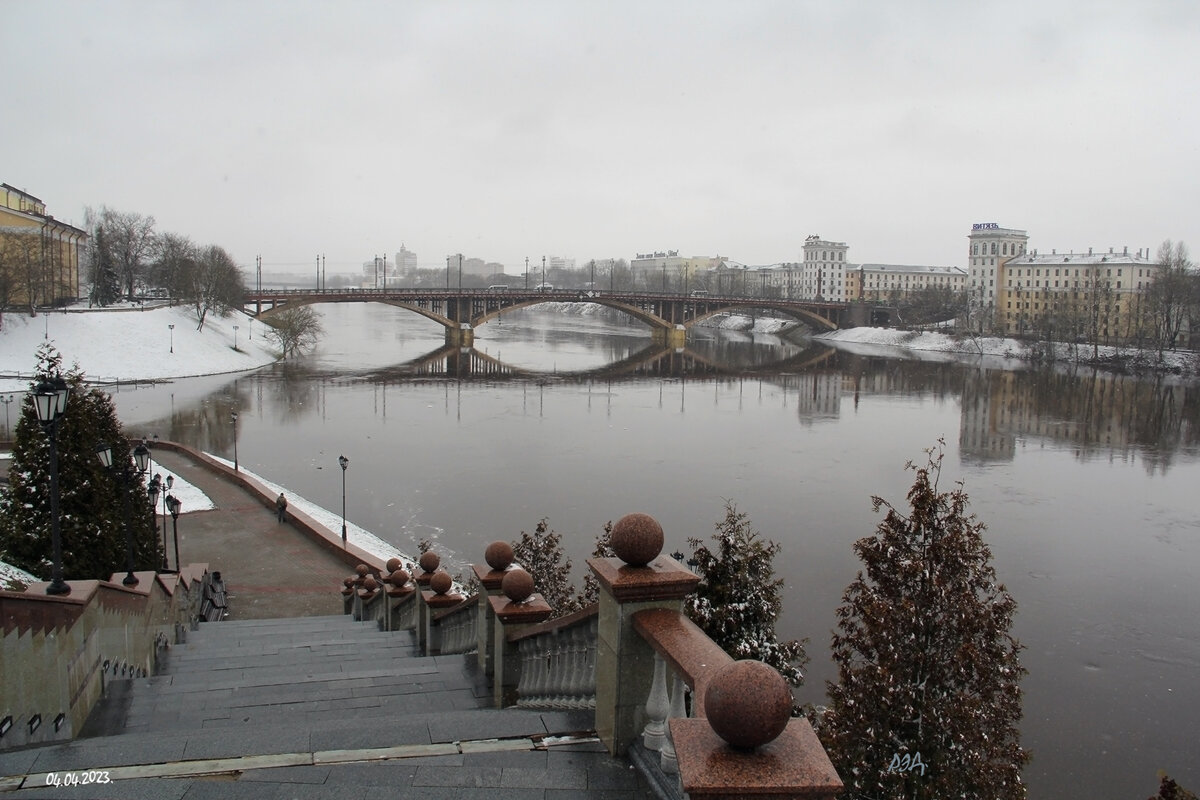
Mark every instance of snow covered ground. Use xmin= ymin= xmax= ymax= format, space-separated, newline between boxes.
xmin=816 ymin=325 xmax=1199 ymax=375
xmin=0 ymin=303 xmax=277 ymax=392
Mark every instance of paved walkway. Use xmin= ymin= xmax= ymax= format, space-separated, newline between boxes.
xmin=145 ymin=447 xmax=350 ymax=620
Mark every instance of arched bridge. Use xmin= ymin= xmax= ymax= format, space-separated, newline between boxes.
xmin=245 ymin=287 xmax=876 ymax=346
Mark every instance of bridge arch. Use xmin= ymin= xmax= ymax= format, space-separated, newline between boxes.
xmin=470 ymin=297 xmax=672 ymax=333
xmin=682 ymin=301 xmax=838 ymax=333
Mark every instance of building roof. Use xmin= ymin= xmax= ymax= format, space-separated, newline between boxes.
xmin=858 ymin=263 xmax=966 ymax=276
xmin=1008 ymin=249 xmax=1153 ymax=267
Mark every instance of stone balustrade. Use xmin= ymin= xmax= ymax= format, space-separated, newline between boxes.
xmin=334 ymin=524 xmax=843 ymax=799
xmin=432 ymin=594 xmax=478 ymax=655
xmin=509 ymin=604 xmax=598 ymax=710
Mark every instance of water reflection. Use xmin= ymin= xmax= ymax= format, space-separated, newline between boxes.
xmin=960 ymin=367 xmax=1200 ymax=469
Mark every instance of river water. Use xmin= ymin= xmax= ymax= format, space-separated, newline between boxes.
xmin=108 ymin=302 xmax=1200 ymax=798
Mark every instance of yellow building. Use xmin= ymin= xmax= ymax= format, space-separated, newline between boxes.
xmin=0 ymin=183 xmax=87 ymax=308
xmin=998 ymin=247 xmax=1157 ymax=342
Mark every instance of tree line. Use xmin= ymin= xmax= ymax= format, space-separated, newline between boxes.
xmin=83 ymin=207 xmax=246 ymax=331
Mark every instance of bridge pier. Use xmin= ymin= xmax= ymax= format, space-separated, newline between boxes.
xmin=651 ymin=326 xmax=687 ymax=348
xmin=445 ymin=325 xmax=474 ymax=347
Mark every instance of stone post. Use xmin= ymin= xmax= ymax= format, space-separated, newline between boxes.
xmin=489 ymin=568 xmax=551 ymax=708
xmin=414 ymin=551 xmax=440 ymax=654
xmin=473 ymin=541 xmax=514 ymax=676
xmin=588 ymin=513 xmax=699 ymax=757
xmin=421 ymin=570 xmax=462 ymax=656
xmin=671 ymin=659 xmax=843 ymax=800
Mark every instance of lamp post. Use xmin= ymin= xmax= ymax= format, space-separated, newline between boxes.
xmin=233 ymin=325 xmax=240 ymax=350
xmin=338 ymin=454 xmax=349 ymax=545
xmin=1 ymin=394 xmax=13 ymax=438
xmin=33 ymin=378 xmax=71 ymax=595
xmin=147 ymin=473 xmax=164 ymax=571
xmin=168 ymin=324 xmax=175 ymax=353
xmin=97 ymin=442 xmax=148 ymax=586
xmin=231 ymin=411 xmax=239 ymax=472
xmin=162 ymin=475 xmax=174 ymax=568
xmin=166 ymin=494 xmax=182 ymax=573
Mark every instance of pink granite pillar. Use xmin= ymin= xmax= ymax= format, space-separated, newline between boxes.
xmin=587 ymin=513 xmax=699 ymax=756
xmin=489 ymin=568 xmax=552 ymax=708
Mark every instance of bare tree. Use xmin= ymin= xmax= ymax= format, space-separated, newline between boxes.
xmin=153 ymin=232 xmax=197 ymax=299
xmin=185 ymin=245 xmax=244 ymax=330
xmin=98 ymin=207 xmax=157 ymax=300
xmin=1148 ymin=240 xmax=1194 ymax=358
xmin=265 ymin=305 xmax=324 ymax=357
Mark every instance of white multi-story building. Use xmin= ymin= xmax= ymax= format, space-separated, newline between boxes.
xmin=800 ymin=235 xmax=849 ymax=300
xmin=967 ymin=223 xmax=1028 ymax=318
xmin=856 ymin=264 xmax=968 ymax=301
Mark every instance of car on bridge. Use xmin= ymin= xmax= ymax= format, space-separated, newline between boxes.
xmin=487 ymin=285 xmax=509 ymax=292
xmin=535 ymin=283 xmax=554 ymax=292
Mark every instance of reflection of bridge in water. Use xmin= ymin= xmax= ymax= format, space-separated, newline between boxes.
xmin=246 ymin=288 xmax=892 ymax=347
xmin=365 ymin=341 xmax=839 ymax=382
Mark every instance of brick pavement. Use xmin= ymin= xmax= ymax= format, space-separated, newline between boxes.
xmin=145 ymin=447 xmax=351 ymax=620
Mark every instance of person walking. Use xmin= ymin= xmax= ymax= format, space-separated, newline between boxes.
xmin=276 ymin=492 xmax=288 ymax=523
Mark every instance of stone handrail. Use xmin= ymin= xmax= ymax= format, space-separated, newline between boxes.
xmin=432 ymin=593 xmax=478 ymax=655
xmin=507 ymin=603 xmax=598 ymax=710
xmin=0 ymin=564 xmax=208 ymax=751
xmin=632 ymin=607 xmax=731 ymax=717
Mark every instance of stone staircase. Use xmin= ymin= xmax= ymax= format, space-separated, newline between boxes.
xmin=0 ymin=616 xmax=654 ymax=798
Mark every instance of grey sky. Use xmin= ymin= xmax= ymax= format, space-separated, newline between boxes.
xmin=4 ymin=0 xmax=1197 ymax=274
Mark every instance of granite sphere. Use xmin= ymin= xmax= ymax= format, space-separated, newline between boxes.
xmin=501 ymin=568 xmax=534 ymax=602
xmin=430 ymin=570 xmax=453 ymax=595
xmin=485 ymin=541 xmax=515 ymax=571
xmin=610 ymin=513 xmax=664 ymax=567
xmin=704 ymin=660 xmax=792 ymax=750
xmin=355 ymin=563 xmax=370 ymax=578
xmin=418 ymin=551 xmax=440 ymax=574
xmin=361 ymin=575 xmax=379 ymax=592
xmin=386 ymin=557 xmax=402 ymax=573
xmin=389 ymin=568 xmax=410 ymax=588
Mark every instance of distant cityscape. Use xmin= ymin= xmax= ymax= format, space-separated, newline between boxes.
xmin=0 ymin=182 xmax=1180 ymax=345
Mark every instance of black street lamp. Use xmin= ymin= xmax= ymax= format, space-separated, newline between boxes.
xmin=1 ymin=394 xmax=13 ymax=438
xmin=147 ymin=473 xmax=166 ymax=571
xmin=168 ymin=324 xmax=175 ymax=354
xmin=97 ymin=441 xmax=150 ymax=586
xmin=338 ymin=454 xmax=349 ymax=545
xmin=166 ymin=494 xmax=182 ymax=573
xmin=33 ymin=378 xmax=71 ymax=595
xmin=161 ymin=475 xmax=174 ymax=568
xmin=231 ymin=411 xmax=239 ymax=472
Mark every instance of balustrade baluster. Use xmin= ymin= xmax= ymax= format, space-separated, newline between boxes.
xmin=583 ymin=616 xmax=598 ymax=709
xmin=551 ymin=630 xmax=569 ymax=708
xmin=568 ymin=623 xmax=588 ymax=705
xmin=660 ymin=671 xmax=686 ymax=775
xmin=516 ymin=636 xmax=537 ymax=706
xmin=642 ymin=653 xmax=670 ymax=752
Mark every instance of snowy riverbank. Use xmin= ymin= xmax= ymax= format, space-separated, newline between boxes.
xmin=0 ymin=304 xmax=277 ymax=392
xmin=816 ymin=326 xmax=1199 ymax=376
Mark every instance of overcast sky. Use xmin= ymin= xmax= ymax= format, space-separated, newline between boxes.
xmin=4 ymin=1 xmax=1197 ymax=274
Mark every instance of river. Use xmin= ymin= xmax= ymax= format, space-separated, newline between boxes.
xmin=107 ymin=302 xmax=1200 ymax=798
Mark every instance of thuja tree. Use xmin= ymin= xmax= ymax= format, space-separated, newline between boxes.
xmin=512 ymin=519 xmax=580 ymax=618
xmin=0 ymin=345 xmax=161 ymax=581
xmin=685 ymin=501 xmax=808 ymax=687
xmin=821 ymin=441 xmax=1028 ymax=800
